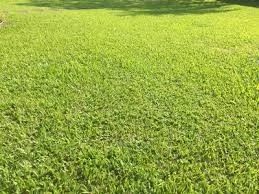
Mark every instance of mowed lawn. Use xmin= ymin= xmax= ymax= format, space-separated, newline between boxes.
xmin=0 ymin=0 xmax=258 ymax=193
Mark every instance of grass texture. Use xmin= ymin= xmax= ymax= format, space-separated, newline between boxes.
xmin=0 ymin=0 xmax=259 ymax=193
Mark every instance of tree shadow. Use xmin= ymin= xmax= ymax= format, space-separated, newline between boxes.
xmin=17 ymin=0 xmax=240 ymax=15
xmin=17 ymin=0 xmax=258 ymax=15
xmin=222 ymin=0 xmax=259 ymax=8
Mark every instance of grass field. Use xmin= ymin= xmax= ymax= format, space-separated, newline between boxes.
xmin=0 ymin=0 xmax=259 ymax=193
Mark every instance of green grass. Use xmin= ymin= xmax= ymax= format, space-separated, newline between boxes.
xmin=0 ymin=0 xmax=259 ymax=193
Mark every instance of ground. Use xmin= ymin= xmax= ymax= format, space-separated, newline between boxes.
xmin=0 ymin=0 xmax=258 ymax=193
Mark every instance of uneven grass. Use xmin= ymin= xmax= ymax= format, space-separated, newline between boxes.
xmin=0 ymin=11 xmax=4 ymax=24
xmin=0 ymin=0 xmax=259 ymax=193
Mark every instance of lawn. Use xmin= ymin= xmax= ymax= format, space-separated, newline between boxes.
xmin=0 ymin=0 xmax=258 ymax=193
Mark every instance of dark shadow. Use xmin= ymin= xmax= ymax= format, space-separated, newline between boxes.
xmin=17 ymin=0 xmax=237 ymax=15
xmin=17 ymin=0 xmax=258 ymax=15
xmin=221 ymin=0 xmax=259 ymax=8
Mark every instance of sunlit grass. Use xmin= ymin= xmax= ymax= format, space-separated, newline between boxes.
xmin=0 ymin=0 xmax=258 ymax=193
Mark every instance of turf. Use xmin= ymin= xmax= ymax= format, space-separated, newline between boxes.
xmin=0 ymin=0 xmax=259 ymax=193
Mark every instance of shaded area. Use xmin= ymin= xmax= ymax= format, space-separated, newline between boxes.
xmin=17 ymin=0 xmax=259 ymax=15
xmin=17 ymin=0 xmax=239 ymax=15
xmin=223 ymin=0 xmax=259 ymax=8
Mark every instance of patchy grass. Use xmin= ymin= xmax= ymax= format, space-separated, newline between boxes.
xmin=0 ymin=12 xmax=5 ymax=24
xmin=0 ymin=0 xmax=259 ymax=193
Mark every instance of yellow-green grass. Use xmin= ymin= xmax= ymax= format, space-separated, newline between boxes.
xmin=0 ymin=11 xmax=5 ymax=24
xmin=0 ymin=0 xmax=258 ymax=193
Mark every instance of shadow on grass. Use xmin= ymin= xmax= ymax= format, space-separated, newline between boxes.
xmin=16 ymin=0 xmax=228 ymax=15
xmin=223 ymin=0 xmax=258 ymax=8
xmin=17 ymin=0 xmax=258 ymax=15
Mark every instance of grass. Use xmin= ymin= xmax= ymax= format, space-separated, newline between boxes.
xmin=0 ymin=11 xmax=5 ymax=23
xmin=0 ymin=0 xmax=259 ymax=193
